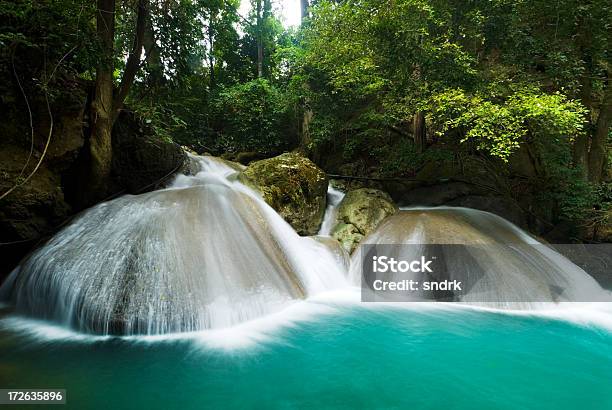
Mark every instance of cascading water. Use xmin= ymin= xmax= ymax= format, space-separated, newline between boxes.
xmin=318 ymin=185 xmax=345 ymax=236
xmin=1 ymin=158 xmax=610 ymax=337
xmin=0 ymin=156 xmax=348 ymax=335
xmin=0 ymin=162 xmax=610 ymax=410
xmin=351 ymin=207 xmax=611 ymax=307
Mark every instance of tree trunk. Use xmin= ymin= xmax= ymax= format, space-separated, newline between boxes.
xmin=143 ymin=12 xmax=162 ymax=87
xmin=256 ymin=0 xmax=263 ymax=78
xmin=89 ymin=0 xmax=116 ymax=197
xmin=300 ymin=101 xmax=313 ymax=153
xmin=573 ymin=23 xmax=593 ymax=179
xmin=301 ymin=0 xmax=309 ymax=21
xmin=298 ymin=0 xmax=312 ymax=155
xmin=208 ymin=13 xmax=215 ymax=89
xmin=413 ymin=111 xmax=426 ymax=153
xmin=573 ymin=72 xmax=592 ymax=179
xmin=588 ymin=73 xmax=611 ymax=183
xmin=412 ymin=36 xmax=426 ymax=153
xmin=87 ymin=0 xmax=148 ymax=202
xmin=113 ymin=0 xmax=148 ymax=119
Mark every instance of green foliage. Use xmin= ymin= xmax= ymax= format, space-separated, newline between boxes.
xmin=291 ymin=0 xmax=610 ymax=232
xmin=295 ymin=0 xmax=483 ymax=166
xmin=0 ymin=0 xmax=97 ymax=97
xmin=129 ymin=100 xmax=187 ymax=144
xmin=236 ymin=0 xmax=286 ymax=80
xmin=428 ymin=88 xmax=587 ymax=161
xmin=1 ymin=0 xmax=608 ymax=236
xmin=211 ymin=79 xmax=296 ymax=155
xmin=549 ymin=171 xmax=595 ymax=222
xmin=373 ymin=142 xmax=454 ymax=177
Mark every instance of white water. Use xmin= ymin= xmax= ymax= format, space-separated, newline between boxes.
xmin=0 ymin=156 xmax=348 ymax=335
xmin=318 ymin=185 xmax=345 ymax=236
xmin=1 ymin=157 xmax=610 ymax=338
xmin=351 ymin=207 xmax=611 ymax=307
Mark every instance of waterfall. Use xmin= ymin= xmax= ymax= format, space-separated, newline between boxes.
xmin=350 ymin=207 xmax=611 ymax=307
xmin=0 ymin=156 xmax=348 ymax=335
xmin=318 ymin=185 xmax=345 ymax=236
xmin=1 ymin=159 xmax=609 ymax=336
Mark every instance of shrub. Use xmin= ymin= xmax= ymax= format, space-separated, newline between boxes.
xmin=212 ymin=79 xmax=297 ymax=155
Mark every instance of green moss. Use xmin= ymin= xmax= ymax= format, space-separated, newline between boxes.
xmin=332 ymin=188 xmax=398 ymax=253
xmin=239 ymin=152 xmax=328 ymax=235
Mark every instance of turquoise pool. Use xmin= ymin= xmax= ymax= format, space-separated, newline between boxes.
xmin=1 ymin=302 xmax=611 ymax=409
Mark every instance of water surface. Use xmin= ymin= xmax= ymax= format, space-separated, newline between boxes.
xmin=1 ymin=302 xmax=610 ymax=410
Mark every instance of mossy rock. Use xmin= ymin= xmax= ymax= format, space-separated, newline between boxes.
xmin=218 ymin=158 xmax=246 ymax=173
xmin=332 ymin=188 xmax=398 ymax=253
xmin=331 ymin=223 xmax=365 ymax=254
xmin=239 ymin=152 xmax=328 ymax=235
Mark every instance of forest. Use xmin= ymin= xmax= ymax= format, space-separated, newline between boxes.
xmin=0 ymin=0 xmax=610 ymax=275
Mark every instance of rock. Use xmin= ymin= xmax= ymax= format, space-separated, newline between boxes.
xmin=0 ymin=82 xmax=86 ymax=279
xmin=332 ymin=161 xmax=385 ymax=191
xmin=415 ymin=160 xmax=457 ymax=182
xmin=239 ymin=152 xmax=328 ymax=235
xmin=180 ymin=154 xmax=202 ymax=176
xmin=221 ymin=151 xmax=268 ymax=165
xmin=216 ymin=157 xmax=246 ymax=173
xmin=331 ymin=223 xmax=365 ymax=254
xmin=112 ymin=111 xmax=186 ymax=194
xmin=332 ymin=188 xmax=398 ymax=253
xmin=181 ymin=146 xmax=199 ymax=156
xmin=234 ymin=151 xmax=267 ymax=165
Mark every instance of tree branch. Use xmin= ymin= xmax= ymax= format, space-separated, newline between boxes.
xmin=10 ymin=48 xmax=34 ymax=184
xmin=113 ymin=0 xmax=148 ymax=120
xmin=0 ymin=87 xmax=54 ymax=201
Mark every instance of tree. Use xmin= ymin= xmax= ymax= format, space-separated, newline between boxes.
xmin=240 ymin=0 xmax=280 ymax=80
xmin=300 ymin=0 xmax=476 ymax=156
xmin=88 ymin=0 xmax=148 ymax=200
xmin=588 ymin=69 xmax=611 ymax=182
xmin=256 ymin=0 xmax=263 ymax=78
xmin=497 ymin=0 xmax=611 ymax=182
xmin=301 ymin=0 xmax=309 ymax=20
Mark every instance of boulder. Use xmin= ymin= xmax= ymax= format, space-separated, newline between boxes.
xmin=332 ymin=223 xmax=365 ymax=254
xmin=216 ymin=157 xmax=246 ymax=173
xmin=221 ymin=151 xmax=268 ymax=165
xmin=239 ymin=152 xmax=328 ymax=235
xmin=112 ymin=111 xmax=186 ymax=194
xmin=332 ymin=188 xmax=398 ymax=253
xmin=0 ymin=81 xmax=86 ymax=279
xmin=234 ymin=151 xmax=267 ymax=165
xmin=180 ymin=154 xmax=202 ymax=176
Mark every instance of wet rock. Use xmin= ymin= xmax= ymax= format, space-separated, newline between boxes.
xmin=221 ymin=151 xmax=268 ymax=165
xmin=331 ymin=223 xmax=365 ymax=254
xmin=180 ymin=154 xmax=202 ymax=176
xmin=332 ymin=188 xmax=398 ymax=253
xmin=239 ymin=152 xmax=328 ymax=235
xmin=112 ymin=111 xmax=186 ymax=193
xmin=0 ymin=83 xmax=86 ymax=279
xmin=216 ymin=157 xmax=246 ymax=173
